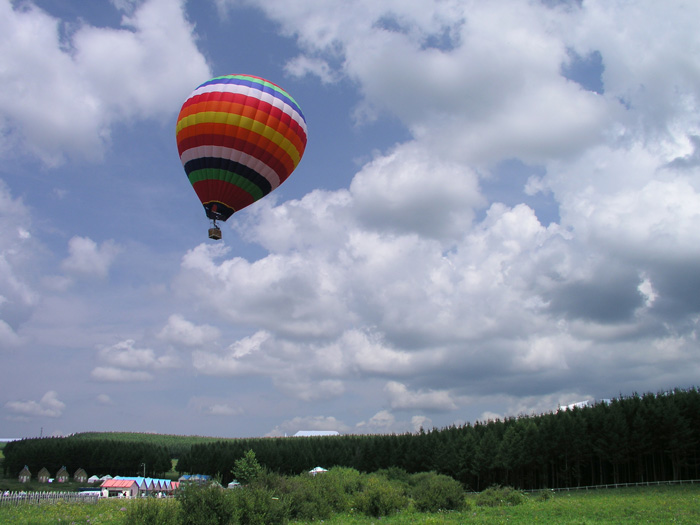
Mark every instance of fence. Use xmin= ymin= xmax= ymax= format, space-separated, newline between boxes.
xmin=0 ymin=491 xmax=100 ymax=506
xmin=525 ymin=478 xmax=700 ymax=493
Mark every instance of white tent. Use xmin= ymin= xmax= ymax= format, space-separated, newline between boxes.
xmin=87 ymin=475 xmax=101 ymax=484
xmin=309 ymin=466 xmax=328 ymax=476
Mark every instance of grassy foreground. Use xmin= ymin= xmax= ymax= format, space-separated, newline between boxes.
xmin=0 ymin=484 xmax=698 ymax=524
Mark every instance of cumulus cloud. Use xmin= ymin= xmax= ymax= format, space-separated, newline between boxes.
xmin=285 ymin=55 xmax=339 ymax=84
xmin=91 ymin=339 xmax=178 ymax=382
xmin=0 ymin=180 xmax=39 ymax=344
xmin=61 ymin=236 xmax=120 ymax=278
xmin=349 ymin=143 xmax=484 ymax=240
xmin=158 ymin=314 xmax=220 ymax=348
xmin=4 ymin=0 xmax=700 ymax=437
xmin=96 ymin=394 xmax=113 ymax=405
xmin=206 ymin=403 xmax=243 ymax=416
xmin=0 ymin=0 xmax=210 ymax=164
xmin=91 ymin=366 xmax=154 ymax=382
xmin=5 ymin=391 xmax=66 ymax=418
xmin=0 ymin=319 xmax=21 ymax=347
xmin=177 ymin=0 xmax=700 ymax=429
xmin=384 ymin=381 xmax=458 ymax=412
xmin=355 ymin=410 xmax=428 ymax=434
xmin=193 ymin=331 xmax=273 ymax=377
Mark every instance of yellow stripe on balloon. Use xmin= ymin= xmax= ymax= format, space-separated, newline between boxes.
xmin=176 ymin=111 xmax=302 ymax=166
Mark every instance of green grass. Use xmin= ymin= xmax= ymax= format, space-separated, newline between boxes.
xmin=0 ymin=484 xmax=698 ymax=524
xmin=307 ymin=485 xmax=700 ymax=524
xmin=0 ymin=498 xmax=128 ymax=525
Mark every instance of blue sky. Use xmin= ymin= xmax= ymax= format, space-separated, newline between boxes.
xmin=2 ymin=0 xmax=700 ymax=439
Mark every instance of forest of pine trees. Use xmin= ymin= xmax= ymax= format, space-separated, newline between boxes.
xmin=177 ymin=388 xmax=700 ymax=490
xmin=4 ymin=388 xmax=698 ymax=491
xmin=2 ymin=438 xmax=171 ymax=479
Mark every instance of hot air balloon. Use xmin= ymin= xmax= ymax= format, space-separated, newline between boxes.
xmin=176 ymin=74 xmax=308 ymax=239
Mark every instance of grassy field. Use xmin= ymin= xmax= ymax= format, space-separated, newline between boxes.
xmin=0 ymin=484 xmax=698 ymax=524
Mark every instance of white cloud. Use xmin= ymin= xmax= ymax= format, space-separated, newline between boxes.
xmin=192 ymin=331 xmax=273 ymax=376
xmin=384 ymin=381 xmax=458 ymax=412
xmin=158 ymin=314 xmax=220 ymax=347
xmin=0 ymin=319 xmax=21 ymax=347
xmin=285 ymin=55 xmax=339 ymax=84
xmin=349 ymin=143 xmax=484 ymax=240
xmin=5 ymin=391 xmax=66 ymax=418
xmin=205 ymin=403 xmax=243 ymax=417
xmin=356 ymin=410 xmax=429 ymax=434
xmin=0 ymin=0 xmax=210 ymax=164
xmin=96 ymin=394 xmax=113 ymax=405
xmin=411 ymin=415 xmax=432 ymax=433
xmin=61 ymin=236 xmax=120 ymax=278
xmin=4 ymin=0 xmax=700 ymax=437
xmin=91 ymin=366 xmax=154 ymax=382
xmin=91 ymin=339 xmax=178 ymax=382
xmin=0 ymin=180 xmax=39 ymax=344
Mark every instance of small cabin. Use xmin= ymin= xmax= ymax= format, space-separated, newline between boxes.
xmin=38 ymin=467 xmax=51 ymax=483
xmin=74 ymin=468 xmax=88 ymax=483
xmin=18 ymin=465 xmax=31 ymax=483
xmin=56 ymin=466 xmax=69 ymax=483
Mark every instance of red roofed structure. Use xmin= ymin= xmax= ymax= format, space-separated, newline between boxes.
xmin=100 ymin=478 xmax=139 ymax=498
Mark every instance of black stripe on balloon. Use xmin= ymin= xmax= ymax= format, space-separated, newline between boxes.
xmin=184 ymin=157 xmax=273 ymax=196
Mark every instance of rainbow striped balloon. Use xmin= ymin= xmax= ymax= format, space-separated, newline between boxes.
xmin=176 ymin=75 xmax=308 ymax=222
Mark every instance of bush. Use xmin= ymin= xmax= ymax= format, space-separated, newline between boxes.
xmin=475 ymin=485 xmax=526 ymax=507
xmin=537 ymin=489 xmax=553 ymax=501
xmin=123 ymin=497 xmax=181 ymax=525
xmin=280 ymin=467 xmax=364 ymax=521
xmin=411 ymin=472 xmax=465 ymax=512
xmin=284 ymin=474 xmax=334 ymax=521
xmin=249 ymin=469 xmax=287 ymax=493
xmin=375 ymin=466 xmax=412 ymax=486
xmin=229 ymin=485 xmax=289 ymax=525
xmin=353 ymin=475 xmax=409 ymax=517
xmin=324 ymin=466 xmax=363 ymax=496
xmin=176 ymin=483 xmax=236 ymax=525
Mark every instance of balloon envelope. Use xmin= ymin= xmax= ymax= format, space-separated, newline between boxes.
xmin=176 ymin=74 xmax=308 ymax=221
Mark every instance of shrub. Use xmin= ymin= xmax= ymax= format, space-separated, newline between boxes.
xmin=375 ymin=466 xmax=412 ymax=486
xmin=176 ymin=483 xmax=236 ymax=525
xmin=249 ymin=469 xmax=287 ymax=493
xmin=353 ymin=475 xmax=409 ymax=517
xmin=475 ymin=485 xmax=526 ymax=507
xmin=123 ymin=497 xmax=181 ymax=525
xmin=538 ymin=489 xmax=553 ymax=501
xmin=324 ymin=466 xmax=363 ymax=496
xmin=284 ymin=474 xmax=334 ymax=521
xmin=229 ymin=485 xmax=289 ymax=525
xmin=280 ymin=467 xmax=364 ymax=521
xmin=411 ymin=472 xmax=466 ymax=512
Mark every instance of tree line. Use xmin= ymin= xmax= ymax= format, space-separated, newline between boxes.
xmin=2 ymin=437 xmax=171 ymax=478
xmin=177 ymin=388 xmax=700 ymax=490
xmin=4 ymin=388 xmax=698 ymax=490
xmin=69 ymin=431 xmax=220 ymax=459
